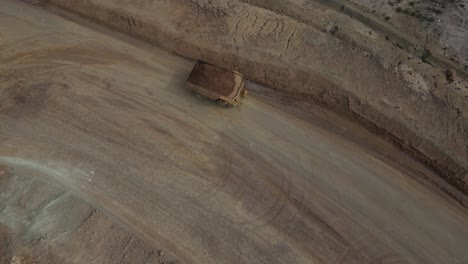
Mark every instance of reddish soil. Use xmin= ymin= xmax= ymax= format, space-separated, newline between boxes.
xmin=186 ymin=62 xmax=236 ymax=97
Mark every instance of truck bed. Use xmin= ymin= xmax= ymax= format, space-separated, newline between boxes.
xmin=186 ymin=62 xmax=242 ymax=99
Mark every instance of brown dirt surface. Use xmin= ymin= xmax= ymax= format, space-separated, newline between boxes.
xmin=2 ymin=1 xmax=468 ymax=263
xmin=0 ymin=169 xmax=177 ymax=264
xmin=45 ymin=0 xmax=468 ymax=197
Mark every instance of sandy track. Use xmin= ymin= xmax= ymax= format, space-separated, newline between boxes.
xmin=1 ymin=1 xmax=468 ymax=263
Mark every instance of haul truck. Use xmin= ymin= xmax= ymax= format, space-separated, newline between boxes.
xmin=186 ymin=61 xmax=247 ymax=107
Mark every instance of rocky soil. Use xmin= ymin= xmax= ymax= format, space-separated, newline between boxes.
xmin=2 ymin=1 xmax=468 ymax=262
xmin=0 ymin=165 xmax=177 ymax=264
xmin=349 ymin=0 xmax=468 ymax=67
xmin=44 ymin=0 xmax=468 ymax=197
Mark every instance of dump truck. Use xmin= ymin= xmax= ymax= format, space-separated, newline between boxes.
xmin=186 ymin=61 xmax=247 ymax=107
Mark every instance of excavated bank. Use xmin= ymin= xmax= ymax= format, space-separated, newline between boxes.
xmin=44 ymin=0 xmax=467 ymax=200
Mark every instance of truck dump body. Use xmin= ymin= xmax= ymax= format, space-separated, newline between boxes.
xmin=186 ymin=61 xmax=245 ymax=104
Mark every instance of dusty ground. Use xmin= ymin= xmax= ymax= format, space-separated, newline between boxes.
xmin=348 ymin=0 xmax=468 ymax=67
xmin=45 ymin=0 xmax=468 ymax=197
xmin=0 ymin=165 xmax=177 ymax=264
xmin=2 ymin=1 xmax=468 ymax=263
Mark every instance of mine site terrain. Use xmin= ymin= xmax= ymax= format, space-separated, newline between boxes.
xmin=1 ymin=0 xmax=467 ymax=263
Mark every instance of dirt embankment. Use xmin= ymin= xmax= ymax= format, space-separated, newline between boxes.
xmin=42 ymin=0 xmax=468 ymax=199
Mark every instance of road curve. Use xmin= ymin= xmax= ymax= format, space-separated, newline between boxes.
xmin=1 ymin=1 xmax=468 ymax=263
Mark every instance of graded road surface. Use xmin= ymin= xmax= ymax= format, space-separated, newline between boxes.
xmin=1 ymin=1 xmax=468 ymax=263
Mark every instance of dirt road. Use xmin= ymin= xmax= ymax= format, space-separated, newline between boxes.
xmin=1 ymin=1 xmax=468 ymax=263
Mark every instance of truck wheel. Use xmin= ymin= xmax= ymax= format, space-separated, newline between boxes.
xmin=217 ymin=99 xmax=233 ymax=108
xmin=241 ymin=89 xmax=248 ymax=98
